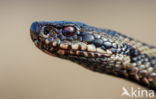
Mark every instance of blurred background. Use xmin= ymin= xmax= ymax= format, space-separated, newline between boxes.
xmin=0 ymin=0 xmax=156 ymax=99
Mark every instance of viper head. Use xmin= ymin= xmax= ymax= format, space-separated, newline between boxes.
xmin=30 ymin=21 xmax=131 ymax=60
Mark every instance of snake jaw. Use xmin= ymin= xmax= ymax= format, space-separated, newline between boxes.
xmin=41 ymin=37 xmax=113 ymax=58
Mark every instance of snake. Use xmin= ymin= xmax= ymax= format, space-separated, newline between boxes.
xmin=30 ymin=21 xmax=156 ymax=91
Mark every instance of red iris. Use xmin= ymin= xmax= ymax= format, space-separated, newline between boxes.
xmin=62 ymin=26 xmax=75 ymax=37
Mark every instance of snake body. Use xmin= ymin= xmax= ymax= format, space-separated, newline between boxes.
xmin=30 ymin=21 xmax=156 ymax=90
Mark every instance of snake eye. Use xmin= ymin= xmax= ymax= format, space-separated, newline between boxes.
xmin=44 ymin=26 xmax=52 ymax=35
xmin=62 ymin=26 xmax=75 ymax=37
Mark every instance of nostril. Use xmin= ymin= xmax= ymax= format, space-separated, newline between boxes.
xmin=43 ymin=26 xmax=53 ymax=35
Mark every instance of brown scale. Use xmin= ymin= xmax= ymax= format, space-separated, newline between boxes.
xmin=57 ymin=49 xmax=65 ymax=55
xmin=149 ymin=73 xmax=156 ymax=81
xmin=76 ymin=51 xmax=80 ymax=55
xmin=52 ymin=41 xmax=58 ymax=47
xmin=143 ymin=78 xmax=149 ymax=85
xmin=70 ymin=50 xmax=75 ymax=55
xmin=60 ymin=44 xmax=69 ymax=49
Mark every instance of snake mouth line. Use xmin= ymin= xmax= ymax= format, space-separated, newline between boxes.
xmin=33 ymin=36 xmax=116 ymax=58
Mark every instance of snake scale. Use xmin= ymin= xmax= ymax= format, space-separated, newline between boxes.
xmin=30 ymin=21 xmax=156 ymax=91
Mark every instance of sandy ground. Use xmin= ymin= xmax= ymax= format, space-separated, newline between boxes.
xmin=0 ymin=0 xmax=156 ymax=99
